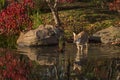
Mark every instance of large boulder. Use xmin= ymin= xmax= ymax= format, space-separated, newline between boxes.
xmin=93 ymin=26 xmax=120 ymax=44
xmin=17 ymin=25 xmax=63 ymax=46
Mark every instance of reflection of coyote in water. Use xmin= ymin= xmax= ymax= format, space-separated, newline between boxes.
xmin=73 ymin=31 xmax=88 ymax=55
xmin=73 ymin=50 xmax=88 ymax=72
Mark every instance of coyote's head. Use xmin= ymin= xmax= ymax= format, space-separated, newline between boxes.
xmin=73 ymin=32 xmax=80 ymax=43
xmin=73 ymin=31 xmax=88 ymax=44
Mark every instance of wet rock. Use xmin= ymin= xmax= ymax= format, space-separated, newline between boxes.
xmin=93 ymin=26 xmax=120 ymax=44
xmin=89 ymin=36 xmax=101 ymax=43
xmin=17 ymin=25 xmax=62 ymax=46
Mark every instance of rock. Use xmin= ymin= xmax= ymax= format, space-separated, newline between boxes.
xmin=93 ymin=26 xmax=120 ymax=44
xmin=111 ymin=38 xmax=120 ymax=46
xmin=89 ymin=36 xmax=101 ymax=43
xmin=17 ymin=25 xmax=62 ymax=46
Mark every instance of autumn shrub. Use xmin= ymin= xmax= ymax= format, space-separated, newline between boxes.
xmin=0 ymin=0 xmax=34 ymax=35
xmin=0 ymin=48 xmax=32 ymax=80
xmin=108 ymin=0 xmax=120 ymax=12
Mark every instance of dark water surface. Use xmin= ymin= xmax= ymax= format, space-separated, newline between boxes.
xmin=0 ymin=43 xmax=120 ymax=80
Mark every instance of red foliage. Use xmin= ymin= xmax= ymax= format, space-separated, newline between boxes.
xmin=0 ymin=0 xmax=34 ymax=35
xmin=0 ymin=48 xmax=32 ymax=80
xmin=108 ymin=0 xmax=120 ymax=12
xmin=59 ymin=0 xmax=74 ymax=3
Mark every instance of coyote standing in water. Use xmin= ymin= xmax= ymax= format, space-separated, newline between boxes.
xmin=73 ymin=31 xmax=89 ymax=55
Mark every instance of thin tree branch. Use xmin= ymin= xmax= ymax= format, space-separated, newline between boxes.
xmin=54 ymin=0 xmax=58 ymax=8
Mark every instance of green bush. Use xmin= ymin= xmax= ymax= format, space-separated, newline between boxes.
xmin=0 ymin=0 xmax=5 ymax=11
xmin=31 ymin=12 xmax=43 ymax=29
xmin=0 ymin=35 xmax=18 ymax=49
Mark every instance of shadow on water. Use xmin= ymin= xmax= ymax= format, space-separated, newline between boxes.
xmin=0 ymin=43 xmax=120 ymax=80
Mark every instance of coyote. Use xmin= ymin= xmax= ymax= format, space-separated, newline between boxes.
xmin=73 ymin=31 xmax=88 ymax=54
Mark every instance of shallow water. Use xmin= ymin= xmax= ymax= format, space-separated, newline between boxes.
xmin=0 ymin=43 xmax=120 ymax=80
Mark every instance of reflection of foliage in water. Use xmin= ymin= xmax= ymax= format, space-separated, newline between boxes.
xmin=73 ymin=57 xmax=120 ymax=80
xmin=0 ymin=48 xmax=32 ymax=80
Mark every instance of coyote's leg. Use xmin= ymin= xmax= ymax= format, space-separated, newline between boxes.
xmin=80 ymin=45 xmax=83 ymax=55
xmin=85 ymin=43 xmax=88 ymax=55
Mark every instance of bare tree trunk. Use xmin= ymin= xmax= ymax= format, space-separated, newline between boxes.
xmin=46 ymin=0 xmax=65 ymax=50
xmin=51 ymin=8 xmax=61 ymax=26
xmin=46 ymin=0 xmax=61 ymax=27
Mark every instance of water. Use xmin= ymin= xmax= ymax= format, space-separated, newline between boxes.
xmin=0 ymin=43 xmax=120 ymax=80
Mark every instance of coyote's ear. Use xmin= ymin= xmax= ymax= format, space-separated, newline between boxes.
xmin=73 ymin=32 xmax=76 ymax=36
